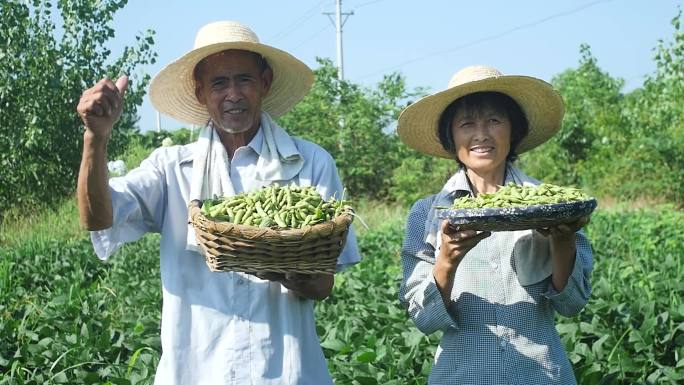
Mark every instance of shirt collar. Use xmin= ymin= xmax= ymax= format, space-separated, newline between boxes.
xmin=246 ymin=126 xmax=264 ymax=155
xmin=447 ymin=162 xmax=515 ymax=198
xmin=449 ymin=167 xmax=473 ymax=197
xmin=179 ymin=125 xmax=265 ymax=165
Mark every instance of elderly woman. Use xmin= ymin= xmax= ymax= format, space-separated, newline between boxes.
xmin=397 ymin=65 xmax=592 ymax=384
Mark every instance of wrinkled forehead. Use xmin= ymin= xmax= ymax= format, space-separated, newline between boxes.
xmin=193 ymin=49 xmax=266 ymax=80
xmin=206 ymin=49 xmax=263 ymax=63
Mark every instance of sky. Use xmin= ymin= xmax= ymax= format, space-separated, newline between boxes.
xmin=106 ymin=0 xmax=683 ymax=132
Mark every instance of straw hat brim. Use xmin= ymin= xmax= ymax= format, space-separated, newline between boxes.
xmin=397 ymin=75 xmax=564 ymax=159
xmin=149 ymin=42 xmax=313 ymax=126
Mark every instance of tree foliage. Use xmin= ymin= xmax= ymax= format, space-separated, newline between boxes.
xmin=286 ymin=13 xmax=684 ymax=208
xmin=0 ymin=0 xmax=156 ymax=215
xmin=278 ymin=59 xmax=413 ymax=200
xmin=520 ymin=9 xmax=684 ymax=206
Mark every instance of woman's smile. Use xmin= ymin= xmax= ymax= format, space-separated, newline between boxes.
xmin=469 ymin=144 xmax=496 ymax=154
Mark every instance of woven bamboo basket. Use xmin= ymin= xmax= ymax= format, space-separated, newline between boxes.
xmin=188 ymin=200 xmax=354 ymax=274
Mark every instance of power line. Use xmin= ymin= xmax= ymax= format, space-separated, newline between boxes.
xmin=351 ymin=0 xmax=386 ymax=9
xmin=268 ymin=0 xmax=327 ymax=43
xmin=291 ymin=23 xmax=332 ymax=51
xmin=356 ymin=0 xmax=614 ymax=80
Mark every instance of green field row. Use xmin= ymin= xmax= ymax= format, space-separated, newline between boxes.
xmin=1 ymin=207 xmax=683 ymax=384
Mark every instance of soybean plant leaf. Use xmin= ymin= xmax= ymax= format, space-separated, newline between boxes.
xmin=321 ymin=338 xmax=346 ymax=352
xmin=647 ymin=369 xmax=663 ymax=383
xmin=80 ymin=323 xmax=89 ymax=339
xmin=356 ymin=351 xmax=376 ymax=363
xmin=65 ymin=333 xmax=77 ymax=345
xmin=133 ymin=321 xmax=144 ymax=335
xmin=52 ymin=372 xmax=68 ymax=383
xmin=597 ymin=372 xmax=619 ymax=385
xmin=556 ymin=323 xmax=578 ymax=337
xmin=403 ymin=329 xmax=425 ymax=347
xmin=355 ymin=376 xmax=377 ymax=385
xmin=591 ymin=335 xmax=610 ymax=358
xmin=37 ymin=337 xmax=53 ymax=347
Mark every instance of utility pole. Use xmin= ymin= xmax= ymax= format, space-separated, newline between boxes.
xmin=156 ymin=111 xmax=161 ymax=133
xmin=324 ymin=0 xmax=353 ymax=81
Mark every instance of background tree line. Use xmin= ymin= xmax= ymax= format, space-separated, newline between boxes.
xmin=2 ymin=1 xmax=683 ymax=218
xmin=0 ymin=0 xmax=155 ymax=218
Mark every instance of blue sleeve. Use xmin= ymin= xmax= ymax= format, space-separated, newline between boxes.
xmin=398 ymin=198 xmax=459 ymax=335
xmin=544 ymin=231 xmax=593 ymax=317
xmin=90 ymin=149 xmax=168 ymax=260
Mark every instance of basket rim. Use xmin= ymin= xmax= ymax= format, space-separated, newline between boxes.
xmin=188 ymin=199 xmax=354 ymax=236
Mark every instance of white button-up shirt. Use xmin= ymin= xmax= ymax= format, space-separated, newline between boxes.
xmin=91 ymin=128 xmax=361 ymax=385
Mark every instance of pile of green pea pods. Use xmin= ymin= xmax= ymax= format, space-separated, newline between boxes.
xmin=201 ymin=184 xmax=351 ymax=229
xmin=451 ymin=182 xmax=590 ymax=209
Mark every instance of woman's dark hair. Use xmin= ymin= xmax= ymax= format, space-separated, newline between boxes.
xmin=437 ymin=91 xmax=529 ymax=164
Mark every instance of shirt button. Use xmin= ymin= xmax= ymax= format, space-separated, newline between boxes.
xmin=500 ymin=339 xmax=507 ymax=349
xmin=490 ymin=261 xmax=498 ymax=269
xmin=237 ymin=279 xmax=245 ymax=285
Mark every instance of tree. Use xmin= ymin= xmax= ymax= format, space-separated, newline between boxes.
xmin=520 ymin=9 xmax=684 ymax=206
xmin=519 ymin=44 xmax=625 ymax=188
xmin=278 ymin=58 xmax=425 ymax=200
xmin=621 ymin=8 xmax=684 ymax=205
xmin=0 ymin=0 xmax=156 ymax=216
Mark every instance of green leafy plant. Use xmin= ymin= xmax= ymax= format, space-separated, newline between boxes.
xmin=278 ymin=59 xmax=425 ymax=201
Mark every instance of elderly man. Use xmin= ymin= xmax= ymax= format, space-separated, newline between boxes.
xmin=76 ymin=21 xmax=360 ymax=385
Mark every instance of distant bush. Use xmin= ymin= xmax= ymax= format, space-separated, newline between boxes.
xmin=119 ymin=128 xmax=195 ymax=170
xmin=521 ymin=12 xmax=684 ymax=207
xmin=389 ymin=152 xmax=455 ymax=206
xmin=279 ymin=59 xmax=425 ymax=201
xmin=0 ymin=1 xmax=156 ymax=216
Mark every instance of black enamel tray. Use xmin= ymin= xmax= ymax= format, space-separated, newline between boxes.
xmin=436 ymin=198 xmax=598 ymax=231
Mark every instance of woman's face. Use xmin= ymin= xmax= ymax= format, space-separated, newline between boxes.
xmin=451 ymin=105 xmax=511 ymax=174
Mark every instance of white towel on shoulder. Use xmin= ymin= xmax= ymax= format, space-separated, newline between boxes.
xmin=254 ymin=112 xmax=304 ymax=181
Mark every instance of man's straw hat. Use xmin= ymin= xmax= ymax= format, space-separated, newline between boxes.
xmin=149 ymin=21 xmax=313 ymax=125
xmin=397 ymin=65 xmax=564 ymax=159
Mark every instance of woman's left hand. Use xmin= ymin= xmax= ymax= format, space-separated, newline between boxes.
xmin=536 ymin=216 xmax=590 ymax=291
xmin=536 ymin=216 xmax=590 ymax=241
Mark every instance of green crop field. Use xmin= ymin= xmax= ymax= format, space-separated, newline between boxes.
xmin=3 ymin=4 xmax=684 ymax=383
xmin=1 ymin=202 xmax=683 ymax=385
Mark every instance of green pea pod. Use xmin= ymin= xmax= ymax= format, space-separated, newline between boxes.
xmin=255 ymin=201 xmax=267 ymax=217
xmin=274 ymin=212 xmax=288 ymax=228
xmin=233 ymin=209 xmax=246 ymax=224
xmin=286 ymin=190 xmax=293 ymax=207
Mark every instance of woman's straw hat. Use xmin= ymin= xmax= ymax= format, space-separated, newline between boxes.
xmin=397 ymin=65 xmax=564 ymax=158
xmin=149 ymin=21 xmax=313 ymax=125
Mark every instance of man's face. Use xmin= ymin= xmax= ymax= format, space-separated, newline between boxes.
xmin=195 ymin=50 xmax=273 ymax=134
